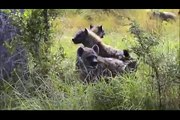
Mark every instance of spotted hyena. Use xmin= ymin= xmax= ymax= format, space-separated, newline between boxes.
xmin=89 ymin=25 xmax=105 ymax=38
xmin=149 ymin=11 xmax=177 ymax=22
xmin=72 ymin=28 xmax=133 ymax=61
xmin=76 ymin=44 xmax=136 ymax=83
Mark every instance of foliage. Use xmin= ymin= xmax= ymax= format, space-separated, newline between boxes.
xmin=0 ymin=9 xmax=179 ymax=110
xmin=130 ymin=21 xmax=180 ymax=109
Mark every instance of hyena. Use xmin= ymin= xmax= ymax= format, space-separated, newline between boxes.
xmin=76 ymin=45 xmax=135 ymax=83
xmin=89 ymin=25 xmax=105 ymax=38
xmin=72 ymin=28 xmax=133 ymax=61
xmin=149 ymin=11 xmax=177 ymax=22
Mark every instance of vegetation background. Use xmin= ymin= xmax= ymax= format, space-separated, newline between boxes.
xmin=0 ymin=9 xmax=179 ymax=110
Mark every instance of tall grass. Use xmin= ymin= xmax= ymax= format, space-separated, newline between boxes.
xmin=0 ymin=9 xmax=179 ymax=110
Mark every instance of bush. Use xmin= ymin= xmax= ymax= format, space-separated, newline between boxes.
xmin=130 ymin=21 xmax=180 ymax=109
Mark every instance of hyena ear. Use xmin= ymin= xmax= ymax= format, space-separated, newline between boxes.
xmin=99 ymin=25 xmax=103 ymax=30
xmin=90 ymin=24 xmax=93 ymax=29
xmin=92 ymin=44 xmax=99 ymax=54
xmin=123 ymin=49 xmax=130 ymax=57
xmin=77 ymin=47 xmax=84 ymax=57
xmin=84 ymin=28 xmax=88 ymax=35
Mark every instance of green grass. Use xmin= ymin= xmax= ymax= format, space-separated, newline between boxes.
xmin=0 ymin=9 xmax=179 ymax=110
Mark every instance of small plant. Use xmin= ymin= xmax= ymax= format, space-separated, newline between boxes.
xmin=6 ymin=9 xmax=65 ymax=77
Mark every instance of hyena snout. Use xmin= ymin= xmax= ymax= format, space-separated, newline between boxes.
xmin=72 ymin=38 xmax=80 ymax=44
xmin=72 ymin=35 xmax=83 ymax=44
xmin=90 ymin=59 xmax=98 ymax=67
xmin=99 ymin=32 xmax=105 ymax=38
xmin=72 ymin=38 xmax=76 ymax=43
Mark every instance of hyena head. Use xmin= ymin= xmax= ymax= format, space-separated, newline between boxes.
xmin=121 ymin=49 xmax=131 ymax=61
xmin=72 ymin=29 xmax=89 ymax=44
xmin=149 ymin=11 xmax=161 ymax=20
xmin=115 ymin=49 xmax=132 ymax=61
xmin=90 ymin=25 xmax=105 ymax=38
xmin=77 ymin=44 xmax=99 ymax=69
